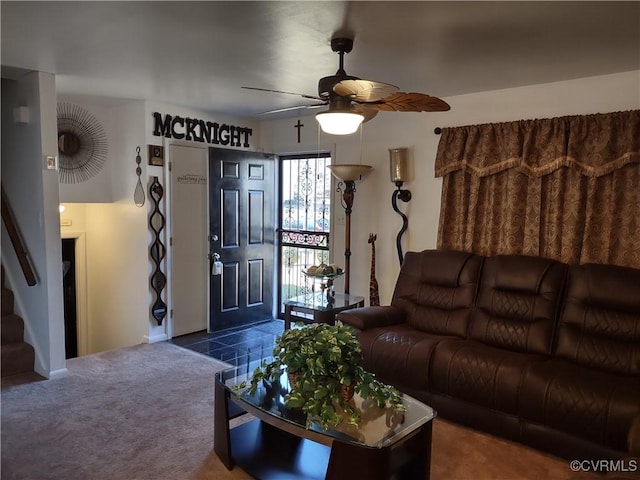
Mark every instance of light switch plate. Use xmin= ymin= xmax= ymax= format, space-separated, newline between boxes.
xmin=45 ymin=155 xmax=58 ymax=170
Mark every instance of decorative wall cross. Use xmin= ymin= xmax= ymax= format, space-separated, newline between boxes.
xmin=294 ymin=119 xmax=304 ymax=143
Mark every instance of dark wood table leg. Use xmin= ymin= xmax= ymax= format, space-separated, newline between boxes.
xmin=284 ymin=304 xmax=293 ymax=330
xmin=213 ymin=379 xmax=234 ymax=470
xmin=313 ymin=309 xmax=335 ymax=325
xmin=325 ymin=421 xmax=432 ymax=480
xmin=326 ymin=440 xmax=388 ymax=480
xmin=396 ymin=421 xmax=433 ymax=480
xmin=422 ymin=420 xmax=433 ymax=480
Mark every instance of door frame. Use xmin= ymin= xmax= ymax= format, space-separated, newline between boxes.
xmin=60 ymin=231 xmax=88 ymax=356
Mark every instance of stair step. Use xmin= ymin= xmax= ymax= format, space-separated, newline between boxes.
xmin=1 ymin=371 xmax=46 ymax=388
xmin=1 ymin=314 xmax=24 ymax=345
xmin=1 ymin=342 xmax=34 ymax=377
xmin=1 ymin=288 xmax=14 ymax=316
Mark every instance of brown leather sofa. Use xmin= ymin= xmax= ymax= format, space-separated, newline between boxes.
xmin=337 ymin=250 xmax=640 ymax=462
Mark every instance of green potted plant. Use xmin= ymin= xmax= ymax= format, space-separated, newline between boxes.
xmin=246 ymin=321 xmax=404 ymax=430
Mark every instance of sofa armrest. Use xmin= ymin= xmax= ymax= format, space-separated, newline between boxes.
xmin=336 ymin=306 xmax=406 ymax=331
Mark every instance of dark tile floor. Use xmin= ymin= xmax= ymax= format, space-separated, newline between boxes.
xmin=170 ymin=319 xmax=284 ymax=368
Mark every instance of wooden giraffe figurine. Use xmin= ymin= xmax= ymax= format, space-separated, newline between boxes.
xmin=368 ymin=233 xmax=380 ymax=306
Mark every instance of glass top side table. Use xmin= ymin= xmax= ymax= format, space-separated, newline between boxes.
xmin=284 ymin=292 xmax=365 ymax=329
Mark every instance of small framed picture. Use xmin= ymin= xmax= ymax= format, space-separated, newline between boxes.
xmin=148 ymin=145 xmax=164 ymax=166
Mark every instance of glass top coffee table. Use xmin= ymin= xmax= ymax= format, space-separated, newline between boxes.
xmin=214 ymin=366 xmax=436 ymax=480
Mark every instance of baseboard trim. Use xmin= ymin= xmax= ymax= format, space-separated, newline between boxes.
xmin=46 ymin=368 xmax=69 ymax=380
xmin=143 ymin=333 xmax=168 ymax=344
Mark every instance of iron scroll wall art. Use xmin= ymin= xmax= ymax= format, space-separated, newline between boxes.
xmin=149 ymin=176 xmax=167 ymax=325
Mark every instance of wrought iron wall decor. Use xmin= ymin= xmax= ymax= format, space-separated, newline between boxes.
xmin=134 ymin=146 xmax=145 ymax=207
xmin=57 ymin=102 xmax=108 ymax=184
xmin=149 ymin=176 xmax=167 ymax=325
xmin=389 ymin=148 xmax=412 ymax=265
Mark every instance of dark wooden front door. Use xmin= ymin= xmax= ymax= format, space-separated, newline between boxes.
xmin=209 ymin=148 xmax=275 ymax=331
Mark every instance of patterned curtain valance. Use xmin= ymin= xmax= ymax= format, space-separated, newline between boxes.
xmin=435 ymin=110 xmax=640 ymax=178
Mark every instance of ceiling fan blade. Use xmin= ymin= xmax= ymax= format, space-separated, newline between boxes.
xmin=366 ymin=92 xmax=451 ymax=112
xmin=259 ymin=102 xmax=327 ymax=115
xmin=333 ymin=79 xmax=399 ymax=102
xmin=242 ymin=86 xmax=322 ymax=101
xmin=352 ymin=105 xmax=379 ymax=123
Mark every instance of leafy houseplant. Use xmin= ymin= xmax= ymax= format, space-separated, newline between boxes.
xmin=247 ymin=321 xmax=404 ymax=430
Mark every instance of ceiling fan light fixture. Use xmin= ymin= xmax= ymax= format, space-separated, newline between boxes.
xmin=315 ymin=111 xmax=364 ymax=135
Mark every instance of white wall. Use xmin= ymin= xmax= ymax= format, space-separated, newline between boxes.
xmin=58 ymin=97 xmax=259 ymax=353
xmin=59 ymin=97 xmax=149 ymax=354
xmin=259 ymin=70 xmax=640 ymax=304
xmin=1 ymin=72 xmax=66 ymax=378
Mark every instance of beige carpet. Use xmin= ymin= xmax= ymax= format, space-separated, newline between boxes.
xmin=1 ymin=342 xmax=601 ymax=480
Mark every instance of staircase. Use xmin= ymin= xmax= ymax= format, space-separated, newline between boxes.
xmin=1 ymin=266 xmax=37 ymax=381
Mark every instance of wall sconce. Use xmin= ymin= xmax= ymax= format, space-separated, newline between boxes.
xmin=389 ymin=148 xmax=411 ymax=265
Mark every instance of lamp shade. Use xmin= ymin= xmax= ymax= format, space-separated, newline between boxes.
xmin=316 ymin=111 xmax=364 ymax=135
xmin=389 ymin=148 xmax=409 ymax=183
xmin=327 ymin=164 xmax=372 ymax=182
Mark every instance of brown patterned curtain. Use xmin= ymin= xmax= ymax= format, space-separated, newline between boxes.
xmin=435 ymin=110 xmax=640 ymax=268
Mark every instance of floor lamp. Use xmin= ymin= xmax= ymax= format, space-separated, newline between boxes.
xmin=327 ymin=164 xmax=372 ymax=294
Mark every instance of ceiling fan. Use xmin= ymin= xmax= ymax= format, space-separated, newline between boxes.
xmin=243 ymin=37 xmax=450 ymax=134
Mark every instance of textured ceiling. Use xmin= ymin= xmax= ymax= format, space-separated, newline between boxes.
xmin=2 ymin=1 xmax=639 ymax=119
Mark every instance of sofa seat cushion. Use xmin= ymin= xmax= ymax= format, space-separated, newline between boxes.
xmin=358 ymin=324 xmax=449 ymax=391
xmin=520 ymin=359 xmax=640 ymax=453
xmin=430 ymin=339 xmax=546 ymax=415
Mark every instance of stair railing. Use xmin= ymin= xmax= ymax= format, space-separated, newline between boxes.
xmin=1 ymin=185 xmax=37 ymax=286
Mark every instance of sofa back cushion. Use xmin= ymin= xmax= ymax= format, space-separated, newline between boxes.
xmin=468 ymin=255 xmax=568 ymax=355
xmin=555 ymin=263 xmax=640 ymax=376
xmin=391 ymin=250 xmax=482 ymax=337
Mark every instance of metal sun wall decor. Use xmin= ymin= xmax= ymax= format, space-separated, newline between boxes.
xmin=149 ymin=176 xmax=167 ymax=325
xmin=57 ymin=102 xmax=108 ymax=184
